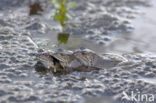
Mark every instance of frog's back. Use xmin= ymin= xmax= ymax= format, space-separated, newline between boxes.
xmin=73 ymin=48 xmax=127 ymax=69
xmin=36 ymin=48 xmax=127 ymax=73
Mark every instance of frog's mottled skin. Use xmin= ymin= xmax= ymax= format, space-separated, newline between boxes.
xmin=36 ymin=48 xmax=127 ymax=73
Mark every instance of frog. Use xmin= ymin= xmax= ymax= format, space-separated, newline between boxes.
xmin=36 ymin=48 xmax=127 ymax=74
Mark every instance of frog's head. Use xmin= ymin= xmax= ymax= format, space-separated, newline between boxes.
xmin=36 ymin=53 xmax=53 ymax=62
xmin=36 ymin=53 xmax=55 ymax=70
xmin=36 ymin=53 xmax=65 ymax=73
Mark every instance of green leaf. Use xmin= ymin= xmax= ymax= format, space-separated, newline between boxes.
xmin=57 ymin=33 xmax=70 ymax=44
xmin=52 ymin=0 xmax=62 ymax=8
xmin=67 ymin=2 xmax=76 ymax=8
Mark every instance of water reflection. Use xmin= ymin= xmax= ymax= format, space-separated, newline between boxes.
xmin=57 ymin=32 xmax=70 ymax=44
xmin=29 ymin=1 xmax=76 ymax=45
xmin=29 ymin=2 xmax=43 ymax=15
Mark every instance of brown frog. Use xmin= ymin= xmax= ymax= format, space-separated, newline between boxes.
xmin=36 ymin=48 xmax=127 ymax=73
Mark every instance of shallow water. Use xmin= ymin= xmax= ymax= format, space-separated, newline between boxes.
xmin=33 ymin=0 xmax=156 ymax=54
xmin=0 ymin=0 xmax=156 ymax=103
xmin=108 ymin=1 xmax=156 ymax=54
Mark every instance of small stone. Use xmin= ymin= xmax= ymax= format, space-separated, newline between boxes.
xmin=143 ymin=67 xmax=151 ymax=72
xmin=145 ymin=62 xmax=153 ymax=66
xmin=0 ymin=90 xmax=6 ymax=97
xmin=103 ymin=37 xmax=110 ymax=41
xmin=27 ymin=96 xmax=38 ymax=101
xmin=0 ymin=64 xmax=9 ymax=70
xmin=145 ymin=72 xmax=155 ymax=78
xmin=8 ymin=96 xmax=17 ymax=102
xmin=138 ymin=71 xmax=145 ymax=75
xmin=97 ymin=40 xmax=105 ymax=45
xmin=19 ymin=73 xmax=28 ymax=77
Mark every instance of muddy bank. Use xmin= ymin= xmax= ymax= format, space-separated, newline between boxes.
xmin=0 ymin=0 xmax=156 ymax=103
